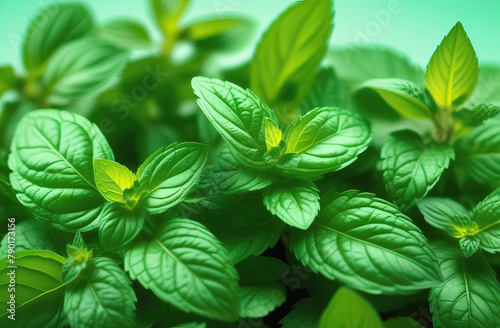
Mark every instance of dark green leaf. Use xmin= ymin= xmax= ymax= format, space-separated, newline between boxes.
xmin=280 ymin=297 xmax=324 ymax=328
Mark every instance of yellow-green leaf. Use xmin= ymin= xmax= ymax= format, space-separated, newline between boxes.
xmin=151 ymin=0 xmax=189 ymax=37
xmin=265 ymin=118 xmax=283 ymax=150
xmin=425 ymin=22 xmax=478 ymax=109
xmin=319 ymin=287 xmax=384 ymax=328
xmin=94 ymin=159 xmax=137 ymax=203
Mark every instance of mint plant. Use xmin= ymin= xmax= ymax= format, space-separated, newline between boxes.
xmin=1 ymin=0 xmax=500 ymax=327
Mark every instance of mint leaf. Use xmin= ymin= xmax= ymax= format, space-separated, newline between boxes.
xmin=199 ymin=196 xmax=284 ymax=263
xmin=137 ymin=142 xmax=208 ymax=214
xmin=236 ymin=257 xmax=287 ymax=318
xmin=418 ymin=197 xmax=469 ymax=235
xmin=263 ymin=178 xmax=320 ymax=230
xmin=459 ymin=236 xmax=480 ymax=257
xmin=94 ymin=159 xmax=137 ymax=203
xmin=425 ymin=22 xmax=478 ymax=109
xmin=456 ymin=121 xmax=500 ymax=185
xmin=192 ymin=77 xmax=278 ymax=168
xmin=0 ymin=250 xmax=66 ymax=327
xmin=417 ymin=197 xmax=469 ymax=233
xmin=470 ymin=190 xmax=500 ymax=252
xmin=98 ymin=203 xmax=146 ymax=250
xmin=280 ymin=298 xmax=324 ymax=328
xmin=124 ymin=218 xmax=239 ymax=321
xmin=43 ymin=38 xmax=128 ymax=106
xmin=327 ymin=46 xmax=425 ymax=89
xmin=8 ymin=110 xmax=114 ymax=231
xmin=281 ymin=107 xmax=371 ymax=176
xmin=0 ymin=219 xmax=68 ymax=258
xmin=250 ymin=0 xmax=333 ymax=123
xmin=381 ymin=130 xmax=454 ymax=211
xmin=358 ymin=78 xmax=432 ymax=119
xmin=23 ymin=4 xmax=93 ymax=75
xmin=210 ymin=146 xmax=274 ymax=195
xmin=430 ymin=245 xmax=500 ymax=328
xmin=151 ymin=0 xmax=189 ymax=38
xmin=453 ymin=103 xmax=500 ymax=126
xmin=180 ymin=18 xmax=254 ymax=53
xmin=64 ymin=257 xmax=136 ymax=328
xmin=319 ymin=287 xmax=384 ymax=328
xmin=290 ymin=190 xmax=442 ymax=294
xmin=96 ymin=20 xmax=152 ymax=50
xmin=300 ymin=68 xmax=348 ymax=113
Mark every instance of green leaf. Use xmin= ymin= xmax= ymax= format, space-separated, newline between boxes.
xmin=23 ymin=4 xmax=93 ymax=75
xmin=453 ymin=103 xmax=500 ymax=126
xmin=470 ymin=190 xmax=500 ymax=252
xmin=192 ymin=77 xmax=278 ymax=168
xmin=124 ymin=218 xmax=239 ymax=321
xmin=327 ymin=46 xmax=425 ymax=89
xmin=151 ymin=0 xmax=189 ymax=37
xmin=64 ymin=257 xmax=136 ymax=328
xmin=250 ymin=0 xmax=333 ymax=123
xmin=8 ymin=110 xmax=114 ymax=231
xmin=472 ymin=65 xmax=500 ymax=106
xmin=425 ymin=22 xmax=478 ymax=109
xmin=263 ymin=178 xmax=320 ymax=230
xmin=181 ymin=17 xmax=254 ymax=53
xmin=319 ymin=287 xmax=384 ymax=328
xmin=98 ymin=203 xmax=146 ymax=250
xmin=0 ymin=219 xmax=68 ymax=258
xmin=417 ymin=197 xmax=469 ymax=233
xmin=459 ymin=236 xmax=480 ymax=257
xmin=43 ymin=38 xmax=128 ymax=106
xmin=96 ymin=19 xmax=152 ymax=50
xmin=199 ymin=196 xmax=284 ymax=263
xmin=210 ymin=146 xmax=274 ymax=195
xmin=290 ymin=190 xmax=443 ymax=294
xmin=0 ymin=250 xmax=66 ymax=328
xmin=384 ymin=317 xmax=424 ymax=328
xmin=281 ymin=107 xmax=371 ymax=176
xmin=0 ymin=65 xmax=17 ymax=96
xmin=430 ymin=245 xmax=500 ymax=328
xmin=280 ymin=297 xmax=324 ymax=328
xmin=358 ymin=78 xmax=432 ymax=119
xmin=381 ymin=131 xmax=455 ymax=211
xmin=137 ymin=142 xmax=208 ymax=214
xmin=94 ymin=159 xmax=137 ymax=203
xmin=236 ymin=257 xmax=287 ymax=318
xmin=456 ymin=121 xmax=500 ymax=185
xmin=300 ymin=68 xmax=348 ymax=113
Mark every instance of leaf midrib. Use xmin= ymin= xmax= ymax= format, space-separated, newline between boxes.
xmin=33 ymin=125 xmax=97 ymax=192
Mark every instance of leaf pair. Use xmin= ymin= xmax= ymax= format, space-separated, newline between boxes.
xmin=9 ymin=110 xmax=208 ymax=236
xmin=193 ymin=77 xmax=371 ymax=229
xmin=419 ymin=189 xmax=500 ymax=257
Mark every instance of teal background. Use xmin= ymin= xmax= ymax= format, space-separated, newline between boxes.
xmin=1 ymin=0 xmax=500 ymax=73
